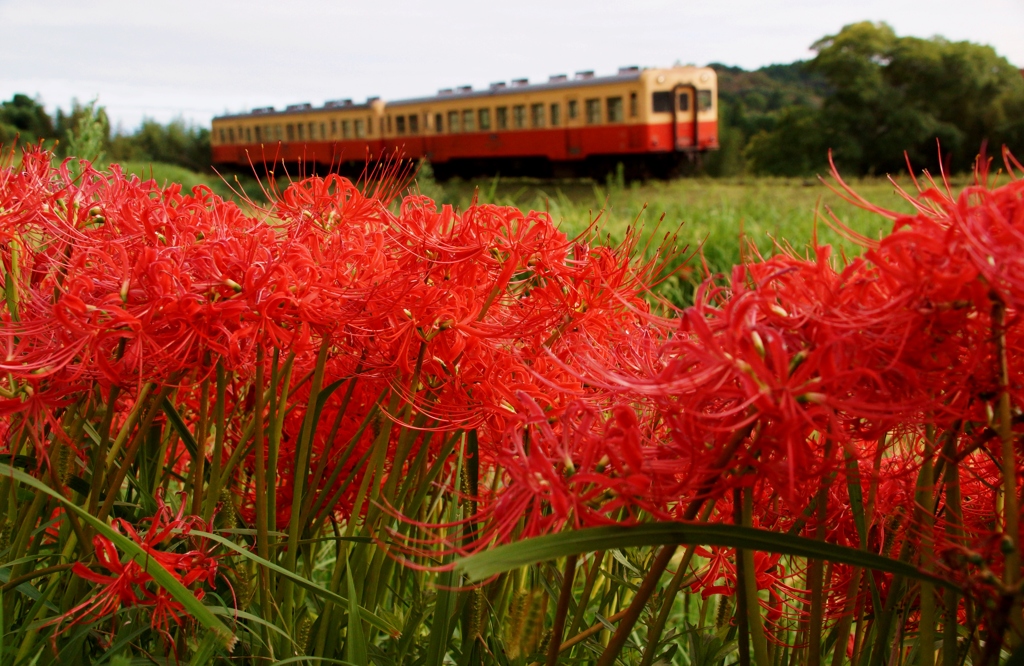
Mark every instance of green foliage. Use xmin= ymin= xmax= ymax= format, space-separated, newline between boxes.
xmin=64 ymin=100 xmax=108 ymax=168
xmin=108 ymin=119 xmax=211 ymax=173
xmin=751 ymin=22 xmax=1024 ymax=175
xmin=0 ymin=94 xmax=56 ymax=146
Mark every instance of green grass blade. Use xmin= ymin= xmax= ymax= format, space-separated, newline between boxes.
xmin=344 ymin=564 xmax=369 ymax=666
xmin=160 ymin=396 xmax=198 ymax=458
xmin=456 ymin=522 xmax=958 ymax=590
xmin=0 ymin=464 xmax=237 ymax=653
xmin=190 ymin=531 xmax=400 ymax=637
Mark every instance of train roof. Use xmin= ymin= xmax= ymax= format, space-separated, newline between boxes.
xmin=386 ymin=69 xmax=646 ymax=108
xmin=215 ymin=99 xmax=375 ymax=122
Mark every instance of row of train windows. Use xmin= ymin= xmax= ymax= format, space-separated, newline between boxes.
xmin=218 ymin=90 xmax=714 ymax=144
xmin=400 ymin=94 xmax=633 ymax=136
xmin=220 ymin=117 xmax=373 ymax=144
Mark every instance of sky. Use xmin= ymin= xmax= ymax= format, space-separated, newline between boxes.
xmin=2 ymin=0 xmax=1022 ymax=132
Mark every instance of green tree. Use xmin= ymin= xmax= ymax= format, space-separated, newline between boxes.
xmin=0 ymin=94 xmax=56 ymax=146
xmin=109 ymin=118 xmax=211 ymax=172
xmin=750 ymin=22 xmax=1024 ymax=175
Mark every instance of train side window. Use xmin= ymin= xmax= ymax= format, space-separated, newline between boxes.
xmin=409 ymin=114 xmax=419 ymax=134
xmin=228 ymin=128 xmax=235 ymax=143
xmin=496 ymin=107 xmax=508 ymax=130
xmin=275 ymin=125 xmax=282 ymax=140
xmin=286 ymin=125 xmax=293 ymax=141
xmin=342 ymin=120 xmax=351 ymax=138
xmin=512 ymin=105 xmax=525 ymax=129
xmin=678 ymin=93 xmax=690 ymax=112
xmin=530 ymin=103 xmax=545 ymax=128
xmin=386 ymin=116 xmax=392 ymax=134
xmin=550 ymin=103 xmax=561 ymax=127
xmin=435 ymin=113 xmax=443 ymax=133
xmin=448 ymin=110 xmax=460 ymax=133
xmin=463 ymin=109 xmax=475 ymax=132
xmin=367 ymin=116 xmax=373 ymax=136
xmin=248 ymin=127 xmax=253 ymax=142
xmin=568 ymin=99 xmax=579 ymax=120
xmin=478 ymin=108 xmax=491 ymax=130
xmin=219 ymin=129 xmax=225 ymax=144
xmin=585 ymin=98 xmax=601 ymax=124
xmin=297 ymin=124 xmax=304 ymax=140
xmin=652 ymin=92 xmax=672 ymax=113
xmin=309 ymin=123 xmax=315 ymax=139
xmin=629 ymin=92 xmax=638 ymax=118
xmin=697 ymin=90 xmax=713 ymax=111
xmin=254 ymin=127 xmax=261 ymax=142
xmin=331 ymin=120 xmax=337 ymax=136
xmin=320 ymin=122 xmax=326 ymax=138
xmin=606 ymin=97 xmax=624 ymax=123
xmin=396 ymin=116 xmax=406 ymax=135
xmin=354 ymin=119 xmax=365 ymax=138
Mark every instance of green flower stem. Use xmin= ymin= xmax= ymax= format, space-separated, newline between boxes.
xmin=639 ymin=500 xmax=717 ymax=666
xmin=741 ymin=485 xmax=772 ymax=666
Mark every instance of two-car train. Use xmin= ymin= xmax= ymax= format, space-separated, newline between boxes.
xmin=211 ymin=65 xmax=718 ymax=179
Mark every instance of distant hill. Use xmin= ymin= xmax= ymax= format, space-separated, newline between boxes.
xmin=701 ymin=61 xmax=828 ymax=176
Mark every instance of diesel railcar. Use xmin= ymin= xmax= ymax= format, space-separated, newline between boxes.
xmin=211 ymin=65 xmax=717 ymax=178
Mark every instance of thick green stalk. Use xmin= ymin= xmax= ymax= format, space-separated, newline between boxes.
xmin=280 ymin=340 xmax=330 ymax=631
xmin=546 ymin=554 xmax=578 ymax=666
xmin=190 ymin=375 xmax=211 ymax=516
xmin=941 ymin=430 xmax=963 ymax=666
xmin=993 ymin=298 xmax=1022 ymax=644
xmin=202 ymin=361 xmax=228 ymax=523
xmin=917 ymin=449 xmax=936 ymax=666
xmin=253 ymin=346 xmax=272 ymax=659
xmin=267 ymin=350 xmax=295 ymax=537
xmin=741 ymin=485 xmax=772 ymax=666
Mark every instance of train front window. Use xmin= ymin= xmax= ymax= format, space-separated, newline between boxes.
xmin=463 ymin=109 xmax=475 ymax=132
xmin=478 ymin=108 xmax=491 ymax=130
xmin=367 ymin=116 xmax=373 ymax=136
xmin=448 ymin=111 xmax=460 ymax=133
xmin=409 ymin=115 xmax=419 ymax=134
xmin=678 ymin=93 xmax=690 ymax=112
xmin=629 ymin=92 xmax=638 ymax=118
xmin=697 ymin=90 xmax=713 ymax=111
xmin=496 ymin=107 xmax=508 ymax=130
xmin=568 ymin=100 xmax=579 ymax=120
xmin=513 ymin=105 xmax=525 ymax=129
xmin=652 ymin=92 xmax=672 ymax=113
xmin=585 ymin=98 xmax=601 ymax=124
xmin=435 ymin=113 xmax=443 ymax=133
xmin=550 ymin=103 xmax=561 ymax=127
xmin=219 ymin=129 xmax=226 ymax=144
xmin=530 ymin=103 xmax=544 ymax=128
xmin=606 ymin=97 xmax=624 ymax=123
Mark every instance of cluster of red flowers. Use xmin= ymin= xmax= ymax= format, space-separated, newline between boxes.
xmin=2 ymin=144 xmax=1021 ymax=643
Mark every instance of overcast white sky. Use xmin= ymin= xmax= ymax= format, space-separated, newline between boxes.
xmin=2 ymin=0 xmax=1022 ymax=132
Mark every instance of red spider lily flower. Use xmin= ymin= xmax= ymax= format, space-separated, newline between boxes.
xmin=46 ymin=493 xmax=220 ymax=648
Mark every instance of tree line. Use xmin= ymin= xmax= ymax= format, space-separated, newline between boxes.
xmin=706 ymin=22 xmax=1024 ymax=176
xmin=3 ymin=21 xmax=1022 ymax=178
xmin=0 ymin=96 xmax=211 ymax=173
